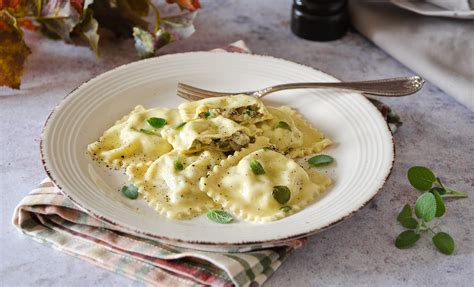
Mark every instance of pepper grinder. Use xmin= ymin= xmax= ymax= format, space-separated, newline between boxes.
xmin=291 ymin=0 xmax=349 ymax=41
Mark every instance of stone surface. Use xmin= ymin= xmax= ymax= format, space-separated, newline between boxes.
xmin=1 ymin=0 xmax=473 ymax=286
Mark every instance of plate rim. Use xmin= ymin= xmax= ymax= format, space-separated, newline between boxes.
xmin=40 ymin=51 xmax=395 ymax=246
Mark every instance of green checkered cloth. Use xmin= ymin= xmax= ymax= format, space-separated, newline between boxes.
xmin=13 ymin=41 xmax=401 ymax=286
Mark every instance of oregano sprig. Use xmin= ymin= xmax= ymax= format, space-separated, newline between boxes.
xmin=395 ymin=166 xmax=468 ymax=255
xmin=407 ymin=166 xmax=467 ymax=198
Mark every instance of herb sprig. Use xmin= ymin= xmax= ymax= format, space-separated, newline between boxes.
xmin=407 ymin=166 xmax=467 ymax=198
xmin=395 ymin=166 xmax=468 ymax=255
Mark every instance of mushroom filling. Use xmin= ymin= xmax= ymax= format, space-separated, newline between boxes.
xmin=198 ymin=105 xmax=262 ymax=123
xmin=195 ymin=131 xmax=255 ymax=152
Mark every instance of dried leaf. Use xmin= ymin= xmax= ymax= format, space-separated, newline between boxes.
xmin=79 ymin=8 xmax=100 ymax=56
xmin=90 ymin=0 xmax=133 ymax=38
xmin=0 ymin=10 xmax=31 ymax=89
xmin=166 ymin=0 xmax=200 ymax=12
xmin=0 ymin=0 xmax=21 ymax=11
xmin=116 ymin=0 xmax=149 ymax=29
xmin=126 ymin=0 xmax=149 ymax=17
xmin=0 ymin=0 xmax=38 ymax=17
xmin=133 ymin=27 xmax=172 ymax=58
xmin=38 ymin=0 xmax=82 ymax=40
xmin=18 ymin=19 xmax=39 ymax=31
xmin=161 ymin=11 xmax=196 ymax=40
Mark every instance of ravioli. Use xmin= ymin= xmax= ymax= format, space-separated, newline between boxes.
xmin=279 ymin=106 xmax=333 ymax=158
xmin=127 ymin=150 xmax=224 ymax=219
xmin=161 ymin=116 xmax=259 ymax=153
xmin=89 ymin=96 xmax=336 ymax=223
xmin=87 ymin=105 xmax=181 ymax=168
xmin=178 ymin=94 xmax=272 ymax=124
xmin=256 ymin=106 xmax=304 ymax=154
xmin=200 ymin=138 xmax=331 ymax=222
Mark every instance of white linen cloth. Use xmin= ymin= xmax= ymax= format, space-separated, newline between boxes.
xmin=427 ymin=0 xmax=473 ymax=11
xmin=349 ymin=1 xmax=474 ymax=110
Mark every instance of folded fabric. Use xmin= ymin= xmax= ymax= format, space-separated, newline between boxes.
xmin=12 ymin=40 xmax=401 ymax=287
xmin=426 ymin=0 xmax=473 ymax=11
xmin=349 ymin=1 xmax=474 ymax=111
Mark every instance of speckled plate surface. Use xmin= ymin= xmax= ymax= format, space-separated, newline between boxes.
xmin=41 ymin=52 xmax=394 ymax=250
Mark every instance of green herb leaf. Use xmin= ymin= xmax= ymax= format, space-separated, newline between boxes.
xmin=204 ymin=111 xmax=211 ymax=118
xmin=415 ymin=192 xmax=437 ymax=222
xmin=400 ymin=217 xmax=418 ymax=229
xmin=174 ymin=122 xmax=186 ymax=130
xmin=397 ymin=204 xmax=412 ymax=222
xmin=395 ymin=230 xmax=420 ymax=249
xmin=121 ymin=184 xmax=139 ymax=199
xmin=308 ymin=155 xmax=334 ymax=167
xmin=250 ymin=159 xmax=265 ymax=175
xmin=430 ymin=186 xmax=446 ymax=195
xmin=139 ymin=128 xmax=156 ymax=135
xmin=207 ymin=210 xmax=233 ymax=224
xmin=174 ymin=158 xmax=184 ymax=171
xmin=407 ymin=166 xmax=436 ymax=191
xmin=432 ymin=190 xmax=446 ymax=217
xmin=273 ymin=186 xmax=291 ymax=204
xmin=147 ymin=117 xmax=167 ymax=128
xmin=274 ymin=121 xmax=292 ymax=131
xmin=280 ymin=206 xmax=292 ymax=213
xmin=432 ymin=232 xmax=455 ymax=255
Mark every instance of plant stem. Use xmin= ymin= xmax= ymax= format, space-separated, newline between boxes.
xmin=441 ymin=191 xmax=468 ymax=198
xmin=420 ymin=221 xmax=436 ymax=235
xmin=436 ymin=177 xmax=468 ymax=198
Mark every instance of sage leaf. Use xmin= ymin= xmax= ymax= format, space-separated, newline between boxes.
xmin=207 ymin=210 xmax=233 ymax=224
xmin=395 ymin=230 xmax=420 ymax=249
xmin=407 ymin=166 xmax=436 ymax=191
xmin=174 ymin=158 xmax=184 ymax=171
xmin=250 ymin=159 xmax=265 ymax=175
xmin=274 ymin=121 xmax=292 ymax=131
xmin=280 ymin=206 xmax=291 ymax=213
xmin=400 ymin=218 xmax=418 ymax=229
xmin=174 ymin=122 xmax=186 ymax=130
xmin=308 ymin=155 xmax=334 ymax=167
xmin=415 ymin=192 xmax=437 ymax=222
xmin=139 ymin=128 xmax=156 ymax=135
xmin=273 ymin=186 xmax=291 ymax=204
xmin=397 ymin=204 xmax=412 ymax=222
xmin=432 ymin=190 xmax=446 ymax=217
xmin=432 ymin=232 xmax=455 ymax=255
xmin=121 ymin=184 xmax=139 ymax=199
xmin=147 ymin=117 xmax=167 ymax=128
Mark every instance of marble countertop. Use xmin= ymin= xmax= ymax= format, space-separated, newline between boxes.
xmin=1 ymin=1 xmax=473 ymax=286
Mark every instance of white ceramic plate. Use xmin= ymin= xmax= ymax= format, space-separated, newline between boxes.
xmin=41 ymin=52 xmax=394 ymax=250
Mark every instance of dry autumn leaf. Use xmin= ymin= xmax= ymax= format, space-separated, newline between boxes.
xmin=0 ymin=0 xmax=201 ymax=89
xmin=166 ymin=0 xmax=200 ymax=12
xmin=0 ymin=10 xmax=31 ymax=89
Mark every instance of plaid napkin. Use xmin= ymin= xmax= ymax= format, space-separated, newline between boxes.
xmin=13 ymin=41 xmax=401 ymax=287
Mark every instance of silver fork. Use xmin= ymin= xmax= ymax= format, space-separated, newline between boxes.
xmin=177 ymin=76 xmax=424 ymax=101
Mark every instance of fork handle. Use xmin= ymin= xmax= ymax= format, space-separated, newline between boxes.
xmin=257 ymin=76 xmax=424 ymax=97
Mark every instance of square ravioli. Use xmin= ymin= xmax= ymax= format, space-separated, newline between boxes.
xmin=126 ymin=150 xmax=224 ymax=219
xmin=88 ymin=106 xmax=181 ymax=168
xmin=280 ymin=106 xmax=333 ymax=158
xmin=256 ymin=106 xmax=304 ymax=154
xmin=200 ymin=138 xmax=332 ymax=222
xmin=178 ymin=94 xmax=272 ymax=124
xmin=160 ymin=116 xmax=259 ymax=154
